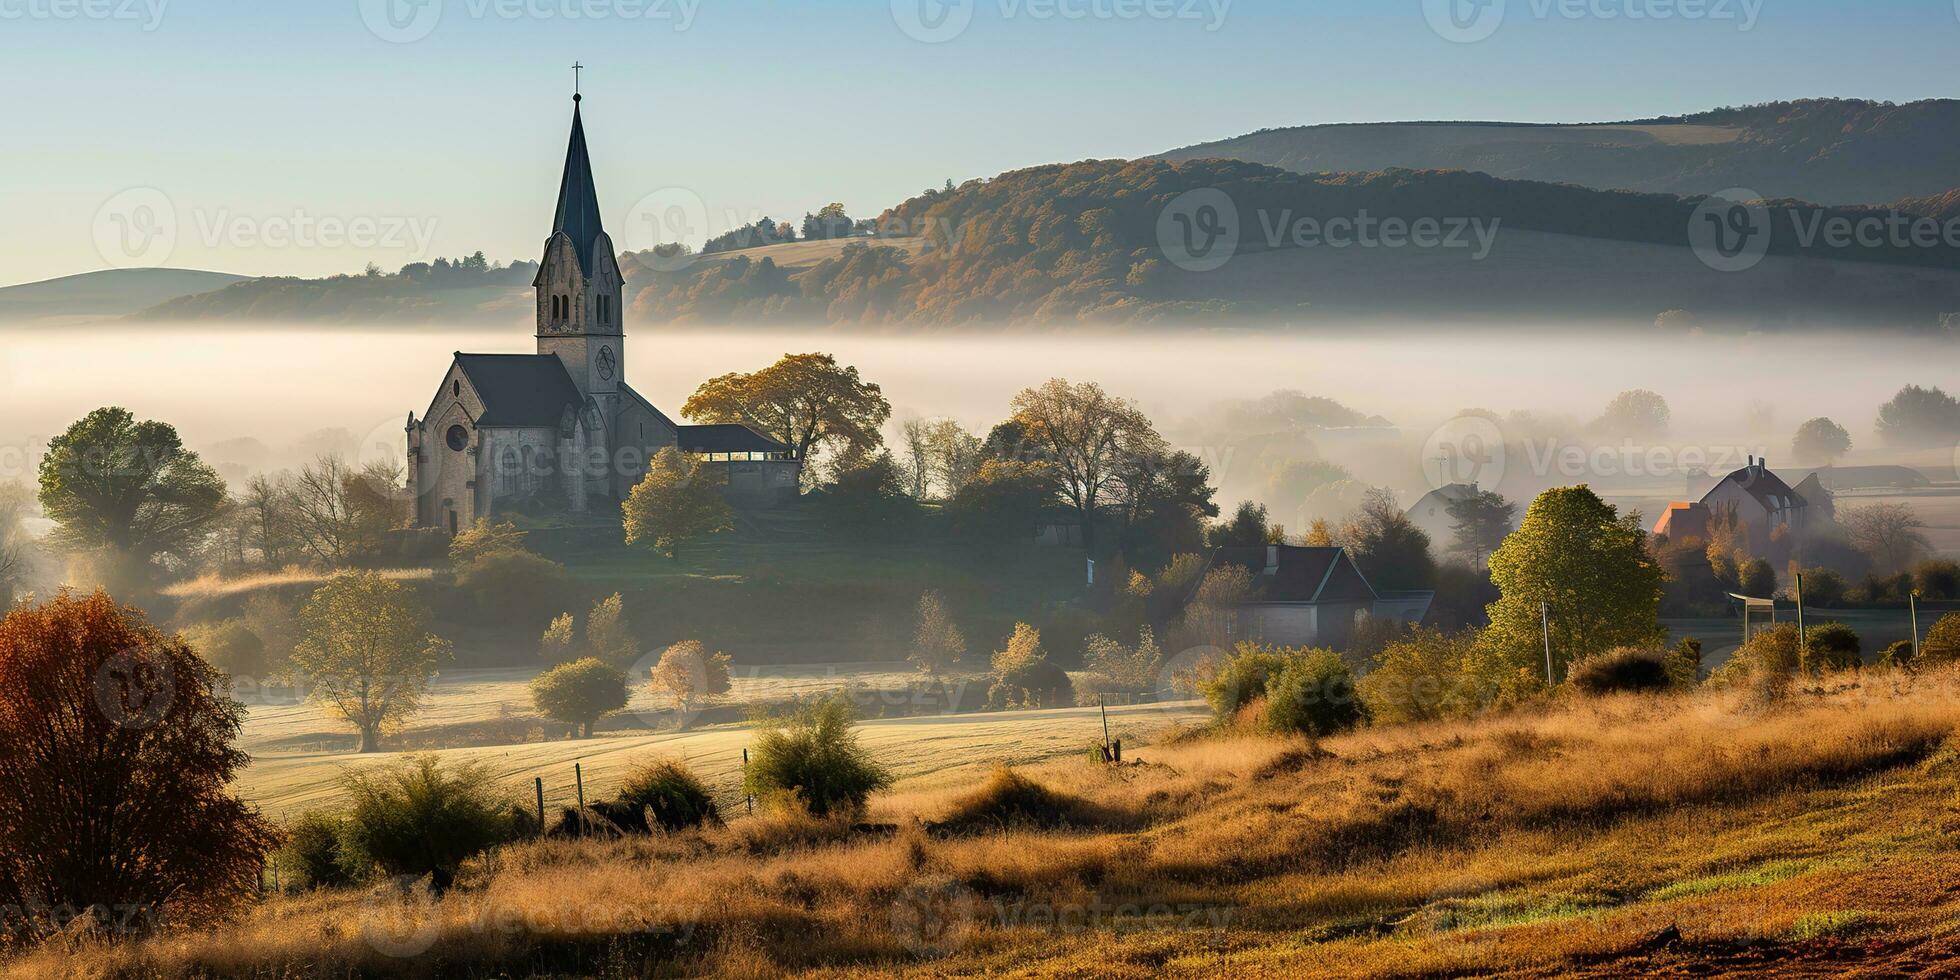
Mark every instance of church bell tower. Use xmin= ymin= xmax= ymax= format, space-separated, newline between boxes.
xmin=534 ymin=90 xmax=624 ymax=403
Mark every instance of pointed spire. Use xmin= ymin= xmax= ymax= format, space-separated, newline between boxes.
xmin=551 ymin=96 xmax=605 ymax=278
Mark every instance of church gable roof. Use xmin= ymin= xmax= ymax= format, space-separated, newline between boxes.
xmin=677 ymin=423 xmax=792 ymax=454
xmin=453 ymin=353 xmax=582 ymax=427
xmin=1704 ymin=461 xmax=1806 ymax=512
xmin=551 ymin=102 xmax=607 ymax=278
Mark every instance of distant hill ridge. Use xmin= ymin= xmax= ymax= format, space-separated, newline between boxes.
xmin=1161 ymin=98 xmax=1960 ymax=206
xmin=0 ymin=268 xmax=251 ymax=321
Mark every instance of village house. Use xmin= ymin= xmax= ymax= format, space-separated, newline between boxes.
xmin=1194 ymin=544 xmax=1433 ymax=651
xmin=404 ymin=95 xmax=798 ymax=532
xmin=1404 ymin=482 xmax=1483 ymax=551
xmin=1652 ymin=455 xmax=1816 ymax=546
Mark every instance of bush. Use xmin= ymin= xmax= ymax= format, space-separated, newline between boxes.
xmin=1796 ymin=568 xmax=1848 ymax=608
xmin=987 ymin=658 xmax=1076 ymax=709
xmin=0 ymin=591 xmax=277 ymax=940
xmin=1663 ymin=637 xmax=1703 ymax=689
xmin=1357 ymin=628 xmax=1481 ymax=724
xmin=1878 ymin=639 xmax=1916 ymax=670
xmin=181 ymin=617 xmax=268 ymax=679
xmin=936 ymin=767 xmax=1101 ymax=833
xmin=1801 ymin=622 xmax=1862 ymax=674
xmin=1199 ymin=643 xmax=1291 ymax=720
xmin=1263 ymin=650 xmax=1363 ymax=737
xmin=594 ymin=759 xmax=723 ymax=833
xmin=454 ymin=548 xmax=570 ymax=626
xmin=1567 ymin=646 xmax=1671 ymax=696
xmin=1922 ymin=613 xmax=1960 ymax=666
xmin=1739 ymin=559 xmax=1777 ymax=599
xmin=337 ymin=755 xmax=514 ymax=890
xmin=744 ymin=697 xmax=891 ymax=818
xmin=1711 ymin=623 xmax=1801 ymax=687
xmin=530 ymin=658 xmax=629 ymax=737
xmin=1916 ymin=559 xmax=1960 ymax=600
xmin=276 ymin=811 xmax=352 ymax=891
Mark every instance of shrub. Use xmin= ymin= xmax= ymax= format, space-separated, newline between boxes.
xmin=1663 ymin=637 xmax=1703 ymax=689
xmin=337 ymin=755 xmax=514 ymax=891
xmin=0 ymin=591 xmax=277 ymax=940
xmin=1922 ymin=613 xmax=1960 ymax=666
xmin=1914 ymin=559 xmax=1960 ymax=600
xmin=936 ymin=767 xmax=1102 ymax=833
xmin=1263 ymin=650 xmax=1363 ymax=737
xmin=1568 ymin=646 xmax=1671 ymax=696
xmin=1801 ymin=622 xmax=1862 ymax=674
xmin=612 ymin=759 xmax=722 ymax=832
xmin=530 ymin=658 xmax=629 ymax=737
xmin=649 ymin=640 xmax=734 ymax=716
xmin=1739 ymin=559 xmax=1777 ymax=599
xmin=1199 ymin=643 xmax=1291 ymax=720
xmin=539 ymin=612 xmax=576 ymax=662
xmin=1796 ymin=568 xmax=1848 ymax=608
xmin=275 ymin=811 xmax=352 ymax=891
xmin=1711 ymin=623 xmax=1801 ymax=687
xmin=454 ymin=548 xmax=570 ymax=626
xmin=1878 ymin=639 xmax=1916 ymax=670
xmin=448 ymin=519 xmax=528 ymax=568
xmin=181 ymin=617 xmax=268 ymax=679
xmin=585 ymin=593 xmax=638 ymax=666
xmin=743 ymin=697 xmax=891 ymax=818
xmin=988 ymin=657 xmax=1076 ymax=709
xmin=1357 ymin=628 xmax=1479 ymax=724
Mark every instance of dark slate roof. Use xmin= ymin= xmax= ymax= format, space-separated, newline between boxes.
xmin=1198 ymin=545 xmax=1379 ymax=605
xmin=454 ymin=354 xmax=582 ymax=427
xmin=551 ymin=102 xmax=606 ymax=277
xmin=1708 ymin=463 xmax=1807 ymax=511
xmin=677 ymin=423 xmax=792 ymax=454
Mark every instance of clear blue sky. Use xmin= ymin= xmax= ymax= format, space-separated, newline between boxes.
xmin=1 ymin=0 xmax=1952 ymax=285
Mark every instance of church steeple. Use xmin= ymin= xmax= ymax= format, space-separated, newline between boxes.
xmin=551 ymin=96 xmax=606 ymax=279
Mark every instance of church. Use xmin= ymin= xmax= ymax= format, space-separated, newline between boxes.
xmin=406 ymin=94 xmax=798 ymax=533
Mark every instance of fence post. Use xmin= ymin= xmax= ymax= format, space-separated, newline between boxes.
xmin=574 ymin=762 xmax=585 ymax=838
xmin=534 ymin=776 xmax=545 ymax=833
xmin=743 ymin=747 xmax=753 ymax=815
xmin=1113 ymin=739 xmax=1122 ymax=763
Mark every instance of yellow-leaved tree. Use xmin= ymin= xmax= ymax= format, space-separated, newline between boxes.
xmin=291 ymin=571 xmax=452 ymax=752
xmin=623 ymin=447 xmax=735 ymax=560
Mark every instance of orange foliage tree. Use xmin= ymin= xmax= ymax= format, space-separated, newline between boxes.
xmin=0 ymin=591 xmax=275 ymax=940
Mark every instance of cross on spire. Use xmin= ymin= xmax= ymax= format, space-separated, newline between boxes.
xmin=572 ymin=62 xmax=584 ymax=100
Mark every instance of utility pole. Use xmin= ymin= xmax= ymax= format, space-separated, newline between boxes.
xmin=1540 ymin=601 xmax=1554 ymax=684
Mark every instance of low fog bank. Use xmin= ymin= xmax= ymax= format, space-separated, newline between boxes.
xmin=0 ymin=321 xmax=1953 ymax=531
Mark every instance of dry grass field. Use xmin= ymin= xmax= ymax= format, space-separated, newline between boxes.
xmin=22 ymin=665 xmax=1960 ymax=978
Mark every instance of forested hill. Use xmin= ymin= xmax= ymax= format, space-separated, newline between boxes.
xmin=1159 ymin=99 xmax=1960 ymax=206
xmin=621 ymin=158 xmax=1960 ymax=329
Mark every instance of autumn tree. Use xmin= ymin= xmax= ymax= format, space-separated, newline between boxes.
xmin=0 ymin=591 xmax=277 ymax=938
xmin=682 ymin=353 xmax=891 ymax=478
xmin=530 ymin=658 xmax=629 ymax=737
xmin=1589 ymin=389 xmax=1671 ymax=439
xmin=290 ymin=572 xmax=452 ymax=752
xmin=1343 ymin=488 xmax=1436 ymax=590
xmin=1444 ymin=489 xmax=1516 ymax=566
xmin=0 ymin=482 xmax=34 ymax=603
xmin=286 ymin=454 xmax=404 ymax=566
xmin=1875 ymin=384 xmax=1960 ymax=447
xmin=623 ymin=447 xmax=735 ymax=560
xmin=1791 ymin=417 xmax=1852 ymax=465
xmin=1484 ymin=486 xmax=1666 ymax=680
xmin=909 ymin=591 xmax=966 ymax=677
xmin=540 ymin=612 xmax=576 ymax=662
xmin=1083 ymin=626 xmax=1164 ymax=697
xmin=37 ymin=407 xmax=227 ymax=589
xmin=1009 ymin=378 xmax=1167 ymax=549
xmin=649 ymin=640 xmax=733 ymax=717
xmin=584 ymin=593 xmax=638 ymax=666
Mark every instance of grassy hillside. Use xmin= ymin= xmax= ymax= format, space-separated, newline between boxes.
xmin=22 ymin=667 xmax=1960 ymax=977
xmin=1161 ymin=98 xmax=1960 ymax=205
xmin=0 ymin=267 xmax=249 ymax=321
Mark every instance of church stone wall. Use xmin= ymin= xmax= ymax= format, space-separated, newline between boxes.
xmin=412 ymin=362 xmax=489 ymax=532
